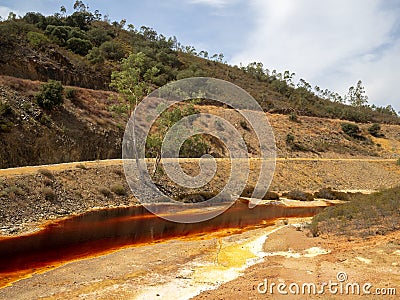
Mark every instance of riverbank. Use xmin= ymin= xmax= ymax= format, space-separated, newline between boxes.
xmin=1 ymin=158 xmax=400 ymax=236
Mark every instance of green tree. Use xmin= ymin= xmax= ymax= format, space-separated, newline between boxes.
xmin=146 ymin=105 xmax=210 ymax=177
xmin=66 ymin=37 xmax=92 ymax=55
xmin=99 ymin=41 xmax=125 ymax=60
xmin=110 ymin=52 xmax=159 ymax=116
xmin=35 ymin=80 xmax=64 ymax=110
xmin=347 ymin=80 xmax=368 ymax=107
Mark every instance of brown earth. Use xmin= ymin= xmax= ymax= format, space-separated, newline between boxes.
xmin=193 ymin=225 xmax=400 ymax=300
xmin=1 ymin=76 xmax=400 ymax=169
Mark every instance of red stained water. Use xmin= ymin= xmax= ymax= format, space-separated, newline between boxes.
xmin=0 ymin=200 xmax=328 ymax=287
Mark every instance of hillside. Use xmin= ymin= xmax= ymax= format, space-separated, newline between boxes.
xmin=0 ymin=3 xmax=399 ymax=127
xmin=1 ymin=75 xmax=400 ymax=168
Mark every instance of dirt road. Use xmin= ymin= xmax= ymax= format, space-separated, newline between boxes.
xmin=0 ymin=158 xmax=396 ymax=177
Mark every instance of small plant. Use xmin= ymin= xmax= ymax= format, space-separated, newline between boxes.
xmin=289 ymin=112 xmax=299 ymax=122
xmin=35 ymin=80 xmax=64 ymax=110
xmin=368 ymin=123 xmax=384 ymax=137
xmin=42 ymin=188 xmax=56 ymax=201
xmin=282 ymin=190 xmax=314 ymax=201
xmin=27 ymin=31 xmax=49 ymax=47
xmin=397 ymin=158 xmax=400 ymax=166
xmin=240 ymin=120 xmax=249 ymax=130
xmin=341 ymin=123 xmax=361 ymax=138
xmin=286 ymin=133 xmax=295 ymax=144
xmin=38 ymin=168 xmax=54 ymax=180
xmin=66 ymin=37 xmax=92 ymax=55
xmin=65 ymin=88 xmax=77 ymax=99
xmin=0 ymin=101 xmax=11 ymax=116
xmin=99 ymin=187 xmax=113 ymax=198
xmin=110 ymin=184 xmax=127 ymax=196
xmin=0 ymin=122 xmax=13 ymax=133
xmin=76 ymin=163 xmax=88 ymax=170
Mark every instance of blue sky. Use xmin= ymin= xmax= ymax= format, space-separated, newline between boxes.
xmin=1 ymin=0 xmax=399 ymax=112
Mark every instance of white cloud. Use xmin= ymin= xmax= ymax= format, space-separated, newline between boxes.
xmin=0 ymin=6 xmax=13 ymax=19
xmin=0 ymin=5 xmax=23 ymax=20
xmin=232 ymin=0 xmax=400 ymax=111
xmin=189 ymin=0 xmax=231 ymax=8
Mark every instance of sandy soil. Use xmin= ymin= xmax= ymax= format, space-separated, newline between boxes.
xmin=193 ymin=226 xmax=400 ymax=300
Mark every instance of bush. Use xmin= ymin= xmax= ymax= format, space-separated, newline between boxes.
xmin=286 ymin=133 xmax=295 ymax=144
xmin=65 ymin=88 xmax=77 ymax=99
xmin=282 ymin=190 xmax=314 ymax=201
xmin=110 ymin=184 xmax=127 ymax=196
xmin=0 ymin=122 xmax=13 ymax=133
xmin=368 ymin=123 xmax=383 ymax=137
xmin=341 ymin=123 xmax=361 ymax=138
xmin=27 ymin=31 xmax=49 ymax=47
xmin=35 ymin=80 xmax=64 ymax=110
xmin=240 ymin=187 xmax=280 ymax=200
xmin=86 ymin=47 xmax=104 ymax=64
xmin=38 ymin=168 xmax=54 ymax=180
xmin=0 ymin=101 xmax=11 ymax=116
xmin=42 ymin=188 xmax=56 ymax=201
xmin=45 ymin=25 xmax=71 ymax=45
xmin=240 ymin=120 xmax=249 ymax=130
xmin=23 ymin=12 xmax=45 ymax=25
xmin=99 ymin=187 xmax=113 ymax=198
xmin=397 ymin=158 xmax=400 ymax=166
xmin=75 ymin=163 xmax=88 ymax=170
xmin=289 ymin=112 xmax=299 ymax=122
xmin=311 ymin=187 xmax=400 ymax=237
xmin=314 ymin=188 xmax=349 ymax=201
xmin=99 ymin=41 xmax=125 ymax=60
xmin=87 ymin=27 xmax=112 ymax=46
xmin=66 ymin=37 xmax=92 ymax=55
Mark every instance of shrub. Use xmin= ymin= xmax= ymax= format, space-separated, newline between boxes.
xmin=42 ymin=188 xmax=56 ymax=201
xmin=35 ymin=80 xmax=64 ymax=110
xmin=368 ymin=123 xmax=383 ymax=137
xmin=99 ymin=187 xmax=113 ymax=198
xmin=38 ymin=168 xmax=54 ymax=180
xmin=240 ymin=187 xmax=280 ymax=200
xmin=27 ymin=31 xmax=49 ymax=47
xmin=289 ymin=112 xmax=299 ymax=122
xmin=110 ymin=184 xmax=127 ymax=196
xmin=311 ymin=187 xmax=400 ymax=237
xmin=282 ymin=190 xmax=314 ymax=201
xmin=286 ymin=133 xmax=295 ymax=144
xmin=65 ymin=88 xmax=77 ymax=99
xmin=45 ymin=25 xmax=71 ymax=45
xmin=66 ymin=37 xmax=92 ymax=55
xmin=99 ymin=41 xmax=125 ymax=60
xmin=341 ymin=123 xmax=361 ymax=138
xmin=0 ymin=122 xmax=13 ymax=133
xmin=314 ymin=188 xmax=349 ymax=201
xmin=0 ymin=101 xmax=11 ymax=116
xmin=75 ymin=163 xmax=88 ymax=170
xmin=240 ymin=120 xmax=249 ymax=130
xmin=397 ymin=158 xmax=400 ymax=166
xmin=87 ymin=27 xmax=112 ymax=46
xmin=86 ymin=47 xmax=104 ymax=64
xmin=23 ymin=12 xmax=45 ymax=25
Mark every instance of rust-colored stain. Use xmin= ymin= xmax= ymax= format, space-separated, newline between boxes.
xmin=0 ymin=200 xmax=328 ymax=288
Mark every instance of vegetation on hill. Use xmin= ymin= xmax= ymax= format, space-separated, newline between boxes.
xmin=0 ymin=1 xmax=398 ymax=125
xmin=310 ymin=187 xmax=400 ymax=238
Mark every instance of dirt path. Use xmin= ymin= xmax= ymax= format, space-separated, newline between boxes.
xmin=0 ymin=158 xmax=396 ymax=177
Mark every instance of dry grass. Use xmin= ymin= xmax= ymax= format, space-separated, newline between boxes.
xmin=311 ymin=186 xmax=400 ymax=238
